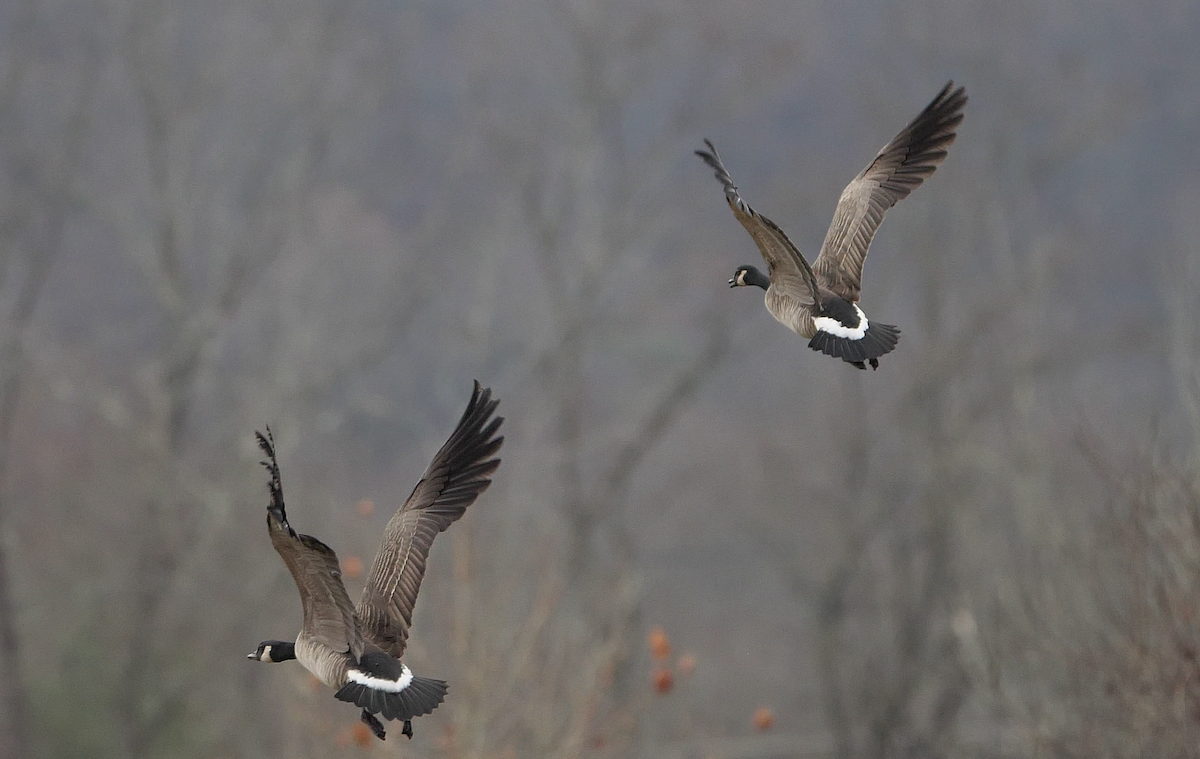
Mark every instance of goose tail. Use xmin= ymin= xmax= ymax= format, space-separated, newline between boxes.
xmin=808 ymin=321 xmax=900 ymax=369
xmin=336 ymin=664 xmax=448 ymax=722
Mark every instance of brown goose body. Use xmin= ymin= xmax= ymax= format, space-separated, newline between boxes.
xmin=697 ymin=81 xmax=967 ymax=369
xmin=249 ymin=382 xmax=503 ymax=740
xmin=294 ymin=631 xmax=360 ymax=689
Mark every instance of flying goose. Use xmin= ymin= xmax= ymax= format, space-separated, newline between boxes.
xmin=248 ymin=382 xmax=503 ymax=741
xmin=696 ymin=81 xmax=967 ymax=369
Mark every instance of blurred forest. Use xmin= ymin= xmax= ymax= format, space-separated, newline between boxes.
xmin=2 ymin=0 xmax=1200 ymax=757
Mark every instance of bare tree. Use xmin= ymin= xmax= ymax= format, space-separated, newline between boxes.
xmin=0 ymin=0 xmax=473 ymax=755
xmin=2 ymin=1 xmax=1196 ymax=756
xmin=466 ymin=2 xmax=740 ymax=747
xmin=0 ymin=2 xmax=100 ymax=756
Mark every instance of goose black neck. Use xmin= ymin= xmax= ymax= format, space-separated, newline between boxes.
xmin=269 ymin=641 xmax=296 ymax=662
xmin=744 ymin=266 xmax=770 ymax=290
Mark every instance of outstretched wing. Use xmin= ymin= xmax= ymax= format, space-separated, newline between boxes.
xmin=357 ymin=382 xmax=503 ymax=657
xmin=812 ymin=82 xmax=967 ymax=302
xmin=257 ymin=429 xmax=364 ymax=659
xmin=696 ymin=139 xmax=821 ymax=305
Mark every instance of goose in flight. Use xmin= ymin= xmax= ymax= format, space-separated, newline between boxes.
xmin=696 ymin=81 xmax=967 ymax=369
xmin=248 ymin=382 xmax=503 ymax=740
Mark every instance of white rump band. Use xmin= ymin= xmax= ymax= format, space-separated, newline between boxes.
xmin=348 ymin=663 xmax=413 ymax=693
xmin=814 ymin=306 xmax=868 ymax=340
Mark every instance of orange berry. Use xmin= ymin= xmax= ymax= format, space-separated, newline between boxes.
xmin=342 ymin=556 xmax=364 ymax=579
xmin=351 ymin=720 xmax=374 ymax=747
xmin=652 ymin=666 xmax=674 ymax=695
xmin=648 ymin=625 xmax=671 ymax=661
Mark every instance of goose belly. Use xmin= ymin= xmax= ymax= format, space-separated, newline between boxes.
xmin=296 ymin=634 xmax=349 ymax=688
xmin=765 ymin=289 xmax=816 ymax=338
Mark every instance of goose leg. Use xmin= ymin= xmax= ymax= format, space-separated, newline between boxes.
xmin=402 ymin=720 xmax=414 ymax=739
xmin=869 ymin=358 xmax=879 ymax=370
xmin=361 ymin=709 xmax=386 ymax=740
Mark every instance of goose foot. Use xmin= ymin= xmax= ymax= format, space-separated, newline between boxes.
xmin=869 ymin=358 xmax=879 ymax=370
xmin=361 ymin=709 xmax=386 ymax=740
xmin=851 ymin=361 xmax=866 ymax=370
xmin=402 ymin=720 xmax=414 ymax=740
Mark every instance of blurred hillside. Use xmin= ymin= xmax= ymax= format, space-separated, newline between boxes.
xmin=1 ymin=0 xmax=1199 ymax=757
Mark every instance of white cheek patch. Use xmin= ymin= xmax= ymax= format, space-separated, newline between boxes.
xmin=813 ymin=306 xmax=868 ymax=340
xmin=347 ymin=664 xmax=413 ymax=693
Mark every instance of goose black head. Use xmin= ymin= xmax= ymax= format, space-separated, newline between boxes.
xmin=729 ymin=265 xmax=769 ymax=290
xmin=248 ymin=640 xmax=296 ymax=663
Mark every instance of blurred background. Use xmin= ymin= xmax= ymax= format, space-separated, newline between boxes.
xmin=2 ymin=0 xmax=1199 ymax=757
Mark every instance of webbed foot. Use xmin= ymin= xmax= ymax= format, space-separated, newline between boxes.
xmin=402 ymin=720 xmax=414 ymax=739
xmin=361 ymin=709 xmax=386 ymax=740
xmin=869 ymin=358 xmax=879 ymax=370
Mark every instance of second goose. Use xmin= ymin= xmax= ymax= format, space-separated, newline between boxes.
xmin=696 ymin=82 xmax=967 ymax=369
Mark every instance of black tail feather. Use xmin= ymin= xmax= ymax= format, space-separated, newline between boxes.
xmin=846 ymin=339 xmax=865 ymax=364
xmin=808 ymin=322 xmax=901 ymax=367
xmin=336 ymin=676 xmax=448 ymax=722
